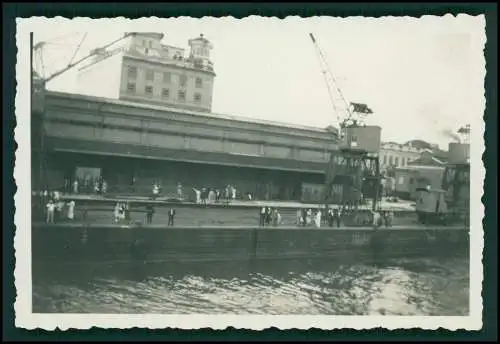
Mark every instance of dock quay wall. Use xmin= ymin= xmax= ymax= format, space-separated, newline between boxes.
xmin=32 ymin=224 xmax=469 ymax=265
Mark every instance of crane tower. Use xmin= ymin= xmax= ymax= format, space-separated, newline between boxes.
xmin=309 ymin=33 xmax=382 ymax=224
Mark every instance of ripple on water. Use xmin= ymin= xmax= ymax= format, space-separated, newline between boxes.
xmin=32 ymin=258 xmax=469 ymax=315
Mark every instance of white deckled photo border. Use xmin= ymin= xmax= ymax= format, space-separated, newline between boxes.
xmin=14 ymin=15 xmax=486 ymax=331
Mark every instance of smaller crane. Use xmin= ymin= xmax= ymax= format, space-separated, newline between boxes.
xmin=32 ymin=32 xmax=134 ymax=191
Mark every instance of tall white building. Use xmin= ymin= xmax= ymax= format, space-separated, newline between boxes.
xmin=76 ymin=32 xmax=216 ymax=113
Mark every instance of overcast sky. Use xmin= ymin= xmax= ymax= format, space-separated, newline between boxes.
xmin=31 ymin=15 xmax=485 ymax=149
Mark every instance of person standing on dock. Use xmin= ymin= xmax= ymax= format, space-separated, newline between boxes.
xmin=152 ymin=182 xmax=160 ymax=200
xmin=327 ymin=208 xmax=334 ymax=227
xmin=231 ymin=185 xmax=237 ymax=200
xmin=193 ymin=188 xmax=201 ymax=204
xmin=259 ymin=206 xmax=266 ymax=227
xmin=113 ymin=202 xmax=121 ymax=224
xmin=146 ymin=204 xmax=155 ymax=224
xmin=167 ymin=208 xmax=176 ymax=226
xmin=306 ymin=209 xmax=312 ymax=227
xmin=208 ymin=188 xmax=216 ymax=204
xmin=224 ymin=185 xmax=230 ymax=204
xmin=46 ymin=200 xmax=55 ymax=224
xmin=72 ymin=179 xmax=79 ymax=194
xmin=275 ymin=209 xmax=282 ymax=226
xmin=102 ymin=180 xmax=108 ymax=194
xmin=66 ymin=200 xmax=75 ymax=221
xmin=314 ymin=209 xmax=322 ymax=228
xmin=296 ymin=208 xmax=302 ymax=226
xmin=265 ymin=206 xmax=272 ymax=226
xmin=301 ymin=209 xmax=307 ymax=227
xmin=272 ymin=209 xmax=278 ymax=226
xmin=386 ymin=210 xmax=394 ymax=227
xmin=55 ymin=200 xmax=64 ymax=223
xmin=372 ymin=210 xmax=382 ymax=229
xmin=64 ymin=178 xmax=70 ymax=193
xmin=201 ymin=188 xmax=208 ymax=206
xmin=124 ymin=202 xmax=131 ymax=221
xmin=334 ymin=208 xmax=342 ymax=227
xmin=177 ymin=182 xmax=183 ymax=198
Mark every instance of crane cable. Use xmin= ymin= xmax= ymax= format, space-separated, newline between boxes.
xmin=311 ymin=41 xmax=340 ymax=125
xmin=309 ymin=33 xmax=354 ymax=127
xmin=67 ymin=32 xmax=88 ymax=67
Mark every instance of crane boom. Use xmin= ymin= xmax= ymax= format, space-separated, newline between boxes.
xmin=35 ymin=32 xmax=133 ymax=85
xmin=309 ymin=33 xmax=353 ymax=129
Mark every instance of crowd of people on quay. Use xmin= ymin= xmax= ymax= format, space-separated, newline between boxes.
xmin=35 ymin=189 xmax=77 ymax=224
xmin=56 ymin=176 xmax=252 ymax=205
xmin=258 ymin=206 xmax=283 ymax=227
xmin=63 ymin=176 xmax=108 ymax=195
xmin=35 ymin=176 xmax=395 ymax=228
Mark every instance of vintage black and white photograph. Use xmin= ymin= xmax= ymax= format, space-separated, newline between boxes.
xmin=15 ymin=15 xmax=484 ymax=330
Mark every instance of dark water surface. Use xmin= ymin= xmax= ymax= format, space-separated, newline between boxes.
xmin=32 ymin=257 xmax=469 ymax=315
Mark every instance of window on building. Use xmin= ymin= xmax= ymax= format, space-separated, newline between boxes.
xmin=398 ymin=176 xmax=405 ymax=185
xmin=389 ymin=156 xmax=393 ymax=165
xmin=194 ymin=93 xmax=201 ymax=102
xmin=128 ymin=66 xmax=138 ymax=79
xmin=146 ymin=70 xmax=154 ymax=81
xmin=195 ymin=77 xmax=203 ymax=88
xmin=178 ymin=90 xmax=186 ymax=101
xmin=383 ymin=155 xmax=387 ymax=165
xmin=145 ymin=85 xmax=153 ymax=95
xmin=148 ymin=41 xmax=153 ymax=49
xmin=163 ymin=72 xmax=171 ymax=83
xmin=126 ymin=82 xmax=136 ymax=93
xmin=395 ymin=157 xmax=399 ymax=166
xmin=179 ymin=75 xmax=187 ymax=87
xmin=161 ymin=88 xmax=170 ymax=98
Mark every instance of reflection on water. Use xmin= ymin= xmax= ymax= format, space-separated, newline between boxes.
xmin=33 ymin=257 xmax=469 ymax=315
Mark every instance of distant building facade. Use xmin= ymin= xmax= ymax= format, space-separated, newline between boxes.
xmin=77 ymin=32 xmax=215 ymax=113
xmin=392 ymin=150 xmax=448 ymax=200
xmin=379 ymin=142 xmax=423 ymax=171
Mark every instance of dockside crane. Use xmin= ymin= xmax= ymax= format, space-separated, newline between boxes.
xmin=32 ymin=33 xmax=133 ymax=192
xmin=309 ymin=33 xmax=382 ymax=224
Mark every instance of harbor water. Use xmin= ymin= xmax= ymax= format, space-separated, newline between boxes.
xmin=32 ymin=256 xmax=469 ymax=315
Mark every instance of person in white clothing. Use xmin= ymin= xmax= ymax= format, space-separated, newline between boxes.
xmin=306 ymin=209 xmax=312 ymax=226
xmin=177 ymin=182 xmax=183 ymax=198
xmin=46 ymin=200 xmax=55 ymax=224
xmin=192 ymin=188 xmax=201 ymax=204
xmin=72 ymin=180 xmax=79 ymax=194
xmin=67 ymin=200 xmax=75 ymax=220
xmin=314 ymin=210 xmax=322 ymax=228
xmin=113 ymin=203 xmax=121 ymax=223
xmin=372 ymin=211 xmax=381 ymax=229
xmin=152 ymin=183 xmax=159 ymax=199
xmin=231 ymin=186 xmax=236 ymax=200
xmin=208 ymin=189 xmax=215 ymax=204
